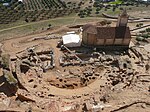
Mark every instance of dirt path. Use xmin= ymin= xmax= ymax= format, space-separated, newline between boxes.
xmin=0 ymin=16 xmax=110 ymax=34
xmin=131 ymin=24 xmax=150 ymax=32
xmin=0 ymin=17 xmax=73 ymax=32
xmin=1 ymin=25 xmax=67 ymax=53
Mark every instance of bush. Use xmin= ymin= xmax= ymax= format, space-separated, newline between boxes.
xmin=136 ymin=36 xmax=144 ymax=41
xmin=48 ymin=23 xmax=52 ymax=28
xmin=80 ymin=15 xmax=85 ymax=18
xmin=3 ymin=70 xmax=18 ymax=85
xmin=2 ymin=54 xmax=10 ymax=69
xmin=142 ymin=34 xmax=149 ymax=39
xmin=146 ymin=28 xmax=150 ymax=32
xmin=95 ymin=11 xmax=99 ymax=14
xmin=136 ymin=23 xmax=143 ymax=28
xmin=139 ymin=30 xmax=145 ymax=33
xmin=96 ymin=8 xmax=100 ymax=11
xmin=106 ymin=20 xmax=112 ymax=26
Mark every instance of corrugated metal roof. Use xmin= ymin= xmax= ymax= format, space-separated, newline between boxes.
xmin=83 ymin=25 xmax=131 ymax=39
xmin=97 ymin=27 xmax=131 ymax=39
xmin=82 ymin=24 xmax=97 ymax=34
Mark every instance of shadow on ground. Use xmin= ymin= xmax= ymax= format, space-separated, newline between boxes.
xmin=0 ymin=75 xmax=17 ymax=97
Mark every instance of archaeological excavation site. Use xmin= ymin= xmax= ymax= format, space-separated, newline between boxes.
xmin=0 ymin=8 xmax=150 ymax=112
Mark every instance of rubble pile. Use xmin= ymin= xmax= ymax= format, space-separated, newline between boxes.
xmin=15 ymin=46 xmax=55 ymax=74
xmin=105 ymin=58 xmax=135 ymax=89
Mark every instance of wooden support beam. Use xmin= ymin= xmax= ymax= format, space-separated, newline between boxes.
xmin=62 ymin=45 xmax=83 ymax=62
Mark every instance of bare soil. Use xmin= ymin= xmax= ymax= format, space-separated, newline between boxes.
xmin=0 ymin=22 xmax=150 ymax=112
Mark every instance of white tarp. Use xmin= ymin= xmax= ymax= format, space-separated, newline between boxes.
xmin=3 ymin=3 xmax=9 ymax=6
xmin=62 ymin=34 xmax=81 ymax=47
xmin=67 ymin=31 xmax=75 ymax=34
xmin=18 ymin=0 xmax=23 ymax=2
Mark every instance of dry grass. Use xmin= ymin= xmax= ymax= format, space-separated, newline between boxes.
xmin=0 ymin=17 xmax=103 ymax=41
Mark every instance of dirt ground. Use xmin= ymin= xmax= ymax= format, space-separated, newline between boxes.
xmin=0 ymin=20 xmax=150 ymax=112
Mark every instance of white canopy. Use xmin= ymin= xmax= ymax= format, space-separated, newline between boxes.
xmin=62 ymin=34 xmax=81 ymax=47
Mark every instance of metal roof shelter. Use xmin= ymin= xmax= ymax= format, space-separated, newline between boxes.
xmin=62 ymin=34 xmax=81 ymax=47
xmin=82 ymin=10 xmax=131 ymax=47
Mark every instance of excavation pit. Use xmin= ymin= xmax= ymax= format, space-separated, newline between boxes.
xmin=47 ymin=66 xmax=104 ymax=89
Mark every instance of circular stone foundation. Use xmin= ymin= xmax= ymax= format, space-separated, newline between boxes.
xmin=47 ymin=66 xmax=104 ymax=89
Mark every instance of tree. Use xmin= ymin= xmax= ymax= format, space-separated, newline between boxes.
xmin=136 ymin=23 xmax=143 ymax=28
xmin=48 ymin=23 xmax=52 ymax=29
xmin=25 ymin=18 xmax=29 ymax=22
xmin=96 ymin=7 xmax=100 ymax=12
xmin=112 ymin=7 xmax=116 ymax=12
xmin=142 ymin=34 xmax=149 ymax=39
xmin=146 ymin=28 xmax=150 ymax=32
xmin=95 ymin=11 xmax=99 ymax=14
